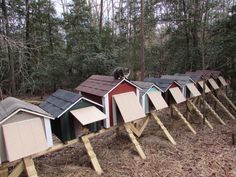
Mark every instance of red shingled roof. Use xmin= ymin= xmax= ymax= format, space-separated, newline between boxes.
xmin=75 ymin=75 xmax=124 ymax=97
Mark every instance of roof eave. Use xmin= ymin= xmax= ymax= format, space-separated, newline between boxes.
xmin=0 ymin=108 xmax=54 ymax=125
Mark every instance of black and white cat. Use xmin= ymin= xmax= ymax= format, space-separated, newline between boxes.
xmin=112 ymin=67 xmax=130 ymax=80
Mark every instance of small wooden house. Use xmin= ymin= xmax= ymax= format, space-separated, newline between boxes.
xmin=194 ymin=70 xmax=220 ymax=91
xmin=132 ymin=81 xmax=167 ymax=114
xmin=0 ymin=97 xmax=54 ymax=163
xmin=144 ymin=78 xmax=185 ymax=106
xmin=185 ymin=72 xmax=211 ymax=94
xmin=40 ymin=89 xmax=106 ymax=142
xmin=205 ymin=70 xmax=228 ymax=88
xmin=162 ymin=75 xmax=201 ymax=99
xmin=75 ymin=75 xmax=145 ymax=128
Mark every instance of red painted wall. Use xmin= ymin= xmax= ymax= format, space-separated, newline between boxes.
xmin=108 ymin=81 xmax=137 ymax=126
xmin=170 ymin=82 xmax=179 ymax=88
xmin=81 ymin=92 xmax=103 ymax=105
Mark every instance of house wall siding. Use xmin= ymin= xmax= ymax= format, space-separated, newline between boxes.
xmin=108 ymin=81 xmax=136 ymax=127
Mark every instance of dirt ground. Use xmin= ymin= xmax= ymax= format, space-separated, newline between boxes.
xmin=35 ymin=96 xmax=236 ymax=177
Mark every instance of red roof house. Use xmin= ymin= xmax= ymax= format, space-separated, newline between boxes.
xmin=75 ymin=75 xmax=144 ymax=128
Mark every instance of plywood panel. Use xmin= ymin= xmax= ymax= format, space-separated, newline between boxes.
xmin=208 ymin=78 xmax=219 ymax=90
xmin=186 ymin=83 xmax=201 ymax=97
xmin=218 ymin=76 xmax=228 ymax=86
xmin=2 ymin=118 xmax=48 ymax=162
xmin=198 ymin=81 xmax=211 ymax=93
xmin=113 ymin=92 xmax=146 ymax=123
xmin=169 ymin=87 xmax=186 ymax=104
xmin=147 ymin=92 xmax=168 ymax=110
xmin=71 ymin=106 xmax=106 ymax=126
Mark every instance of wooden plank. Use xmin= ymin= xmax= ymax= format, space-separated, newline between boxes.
xmin=201 ymin=98 xmax=226 ymax=125
xmin=23 ymin=158 xmax=38 ymax=177
xmin=0 ymin=168 xmax=8 ymax=177
xmin=151 ymin=112 xmax=177 ymax=145
xmin=128 ymin=116 xmax=149 ymax=137
xmin=220 ymin=91 xmax=236 ymax=112
xmin=8 ymin=162 xmax=24 ymax=177
xmin=83 ymin=126 xmax=118 ymax=139
xmin=210 ymin=93 xmax=235 ymax=120
xmin=172 ymin=105 xmax=197 ymax=135
xmin=81 ymin=136 xmax=103 ymax=175
xmin=124 ymin=125 xmax=146 ymax=160
xmin=187 ymin=100 xmax=213 ymax=130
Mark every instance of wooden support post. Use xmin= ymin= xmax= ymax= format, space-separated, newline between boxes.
xmin=220 ymin=91 xmax=236 ymax=112
xmin=128 ymin=116 xmax=149 ymax=137
xmin=201 ymin=98 xmax=226 ymax=125
xmin=187 ymin=100 xmax=213 ymax=130
xmin=210 ymin=93 xmax=235 ymax=120
xmin=23 ymin=158 xmax=38 ymax=177
xmin=8 ymin=161 xmax=24 ymax=177
xmin=151 ymin=112 xmax=177 ymax=145
xmin=172 ymin=105 xmax=197 ymax=135
xmin=81 ymin=136 xmax=103 ymax=175
xmin=0 ymin=168 xmax=8 ymax=177
xmin=124 ymin=124 xmax=146 ymax=160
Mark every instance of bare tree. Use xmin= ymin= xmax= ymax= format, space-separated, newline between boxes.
xmin=99 ymin=0 xmax=103 ymax=34
xmin=2 ymin=0 xmax=16 ymax=95
xmin=140 ymin=0 xmax=145 ymax=80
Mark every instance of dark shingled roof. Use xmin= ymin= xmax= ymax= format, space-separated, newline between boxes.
xmin=40 ymin=89 xmax=82 ymax=118
xmin=132 ymin=81 xmax=161 ymax=96
xmin=144 ymin=77 xmax=177 ymax=92
xmin=161 ymin=75 xmax=193 ymax=86
xmin=0 ymin=97 xmax=52 ymax=122
xmin=185 ymin=72 xmax=203 ymax=82
xmin=195 ymin=70 xmax=212 ymax=79
xmin=75 ymin=75 xmax=137 ymax=97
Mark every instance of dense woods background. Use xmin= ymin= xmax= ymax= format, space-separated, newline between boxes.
xmin=0 ymin=0 xmax=236 ymax=96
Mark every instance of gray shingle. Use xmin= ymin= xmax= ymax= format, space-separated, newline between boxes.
xmin=144 ymin=78 xmax=175 ymax=92
xmin=40 ymin=89 xmax=82 ymax=118
xmin=161 ymin=75 xmax=193 ymax=86
xmin=132 ymin=81 xmax=153 ymax=96
xmin=0 ymin=97 xmax=52 ymax=122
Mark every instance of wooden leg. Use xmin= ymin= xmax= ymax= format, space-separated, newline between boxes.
xmin=0 ymin=167 xmax=8 ymax=177
xmin=128 ymin=116 xmax=149 ymax=137
xmin=8 ymin=161 xmax=24 ymax=177
xmin=201 ymin=98 xmax=226 ymax=125
xmin=81 ymin=136 xmax=103 ymax=175
xmin=210 ymin=93 xmax=235 ymax=120
xmin=187 ymin=100 xmax=213 ymax=130
xmin=23 ymin=158 xmax=38 ymax=177
xmin=151 ymin=112 xmax=176 ymax=145
xmin=124 ymin=124 xmax=146 ymax=160
xmin=220 ymin=91 xmax=236 ymax=112
xmin=172 ymin=105 xmax=197 ymax=135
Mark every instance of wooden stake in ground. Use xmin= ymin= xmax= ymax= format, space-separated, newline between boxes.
xmin=8 ymin=161 xmax=24 ymax=177
xmin=187 ymin=100 xmax=213 ymax=130
xmin=151 ymin=112 xmax=177 ymax=145
xmin=124 ymin=124 xmax=146 ymax=160
xmin=0 ymin=157 xmax=38 ymax=177
xmin=201 ymin=98 xmax=226 ymax=125
xmin=128 ymin=116 xmax=150 ymax=137
xmin=23 ymin=158 xmax=38 ymax=177
xmin=220 ymin=91 xmax=236 ymax=112
xmin=81 ymin=136 xmax=103 ymax=175
xmin=172 ymin=105 xmax=197 ymax=135
xmin=210 ymin=93 xmax=235 ymax=120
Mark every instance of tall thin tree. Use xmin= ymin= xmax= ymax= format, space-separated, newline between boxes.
xmin=140 ymin=0 xmax=145 ymax=80
xmin=2 ymin=0 xmax=16 ymax=95
xmin=99 ymin=0 xmax=103 ymax=34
